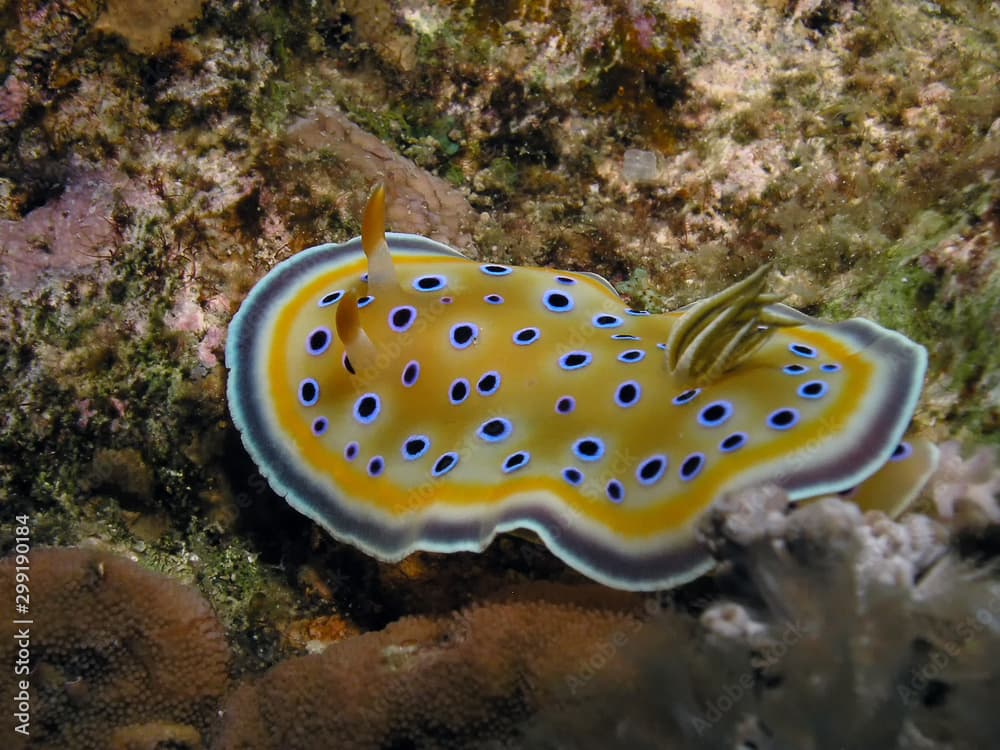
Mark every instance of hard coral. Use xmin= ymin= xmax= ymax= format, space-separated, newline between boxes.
xmin=0 ymin=547 xmax=228 ymax=750
xmin=215 ymin=598 xmax=641 ymax=749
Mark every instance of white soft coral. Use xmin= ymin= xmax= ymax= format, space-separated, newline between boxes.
xmin=928 ymin=441 xmax=1000 ymax=524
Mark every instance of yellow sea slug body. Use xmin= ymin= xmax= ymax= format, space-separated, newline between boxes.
xmin=226 ymin=186 xmax=936 ymax=590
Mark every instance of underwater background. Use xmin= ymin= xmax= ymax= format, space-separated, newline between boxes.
xmin=1 ymin=1 xmax=999 ymax=748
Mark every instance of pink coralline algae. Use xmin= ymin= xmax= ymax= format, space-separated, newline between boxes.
xmin=0 ymin=75 xmax=30 ymax=126
xmin=165 ymin=291 xmax=231 ymax=368
xmin=0 ymin=169 xmax=155 ymax=292
xmin=197 ymin=325 xmax=226 ymax=368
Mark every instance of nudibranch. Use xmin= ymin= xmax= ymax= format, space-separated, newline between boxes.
xmin=226 ymin=185 xmax=937 ymax=590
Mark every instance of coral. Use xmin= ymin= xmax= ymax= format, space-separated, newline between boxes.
xmin=0 ymin=547 xmax=229 ymax=750
xmin=3 ymin=1 xmax=102 ymax=85
xmin=519 ymin=487 xmax=1000 ymax=749
xmin=215 ymin=596 xmax=642 ymax=749
xmin=927 ymin=441 xmax=1000 ymax=527
xmin=341 ymin=0 xmax=418 ymax=72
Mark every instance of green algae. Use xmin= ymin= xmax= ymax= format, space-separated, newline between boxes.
xmin=616 ymin=267 xmax=666 ymax=314
xmin=0 ymin=268 xmax=303 ymax=661
xmin=839 ymin=193 xmax=1000 ymax=442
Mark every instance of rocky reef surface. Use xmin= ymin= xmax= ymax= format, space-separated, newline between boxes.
xmin=0 ymin=1 xmax=998 ymax=748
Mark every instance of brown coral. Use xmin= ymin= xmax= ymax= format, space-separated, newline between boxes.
xmin=215 ymin=597 xmax=641 ymax=749
xmin=0 ymin=547 xmax=229 ymax=750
